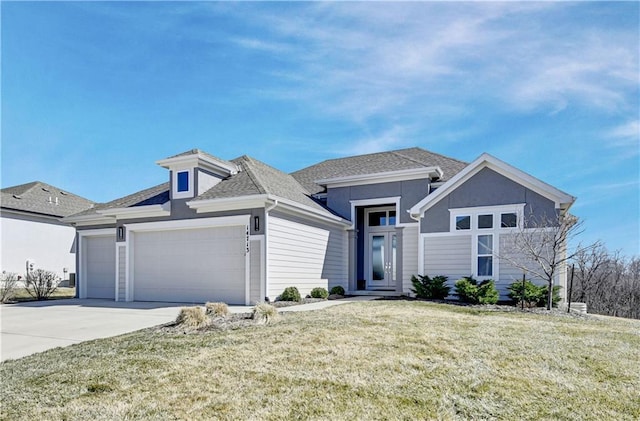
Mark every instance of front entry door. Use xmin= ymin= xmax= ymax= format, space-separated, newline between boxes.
xmin=368 ymin=232 xmax=396 ymax=289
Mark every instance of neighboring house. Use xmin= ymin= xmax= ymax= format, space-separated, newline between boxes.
xmin=1 ymin=182 xmax=94 ymax=279
xmin=64 ymin=148 xmax=575 ymax=304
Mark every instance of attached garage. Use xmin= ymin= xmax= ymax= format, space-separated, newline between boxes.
xmin=81 ymin=234 xmax=116 ymax=299
xmin=130 ymin=220 xmax=249 ymax=304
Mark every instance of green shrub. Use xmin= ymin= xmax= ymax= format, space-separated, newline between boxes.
xmin=252 ymin=303 xmax=279 ymax=325
xmin=329 ymin=285 xmax=345 ymax=296
xmin=175 ymin=307 xmax=208 ymax=328
xmin=310 ymin=287 xmax=329 ymax=299
xmin=508 ymin=281 xmax=562 ymax=308
xmin=477 ymin=280 xmax=500 ymax=304
xmin=205 ymin=302 xmax=229 ymax=317
xmin=411 ymin=274 xmax=450 ymax=299
xmin=454 ymin=276 xmax=499 ymax=304
xmin=279 ymin=286 xmax=302 ymax=302
xmin=539 ymin=285 xmax=562 ymax=308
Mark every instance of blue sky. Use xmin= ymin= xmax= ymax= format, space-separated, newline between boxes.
xmin=2 ymin=2 xmax=638 ymax=256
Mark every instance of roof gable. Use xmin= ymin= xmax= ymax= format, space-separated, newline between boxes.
xmin=291 ymin=147 xmax=467 ymax=194
xmin=409 ymin=153 xmax=576 ymax=217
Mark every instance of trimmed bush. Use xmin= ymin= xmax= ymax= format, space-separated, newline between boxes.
xmin=329 ymin=285 xmax=345 ymax=296
xmin=252 ymin=303 xmax=279 ymax=325
xmin=175 ymin=307 xmax=208 ymax=328
xmin=205 ymin=302 xmax=229 ymax=317
xmin=411 ymin=275 xmax=450 ymax=299
xmin=454 ymin=276 xmax=499 ymax=304
xmin=508 ymin=280 xmax=562 ymax=308
xmin=310 ymin=287 xmax=329 ymax=299
xmin=279 ymin=286 xmax=302 ymax=302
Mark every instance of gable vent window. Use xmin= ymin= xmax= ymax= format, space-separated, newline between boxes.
xmin=177 ymin=171 xmax=189 ymax=192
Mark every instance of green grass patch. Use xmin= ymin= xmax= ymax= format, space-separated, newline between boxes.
xmin=1 ymin=300 xmax=638 ymax=420
xmin=10 ymin=287 xmax=76 ymax=302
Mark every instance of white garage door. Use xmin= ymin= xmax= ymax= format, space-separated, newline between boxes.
xmin=84 ymin=235 xmax=116 ymax=299
xmin=133 ymin=225 xmax=247 ymax=304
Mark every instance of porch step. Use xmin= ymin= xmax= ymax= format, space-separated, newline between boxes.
xmin=347 ymin=290 xmax=408 ymax=297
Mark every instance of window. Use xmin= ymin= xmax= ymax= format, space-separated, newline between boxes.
xmin=368 ymin=210 xmax=396 ymax=227
xmin=456 ymin=215 xmax=471 ymax=230
xmin=477 ymin=234 xmax=493 ymax=276
xmin=478 ymin=214 xmax=493 ymax=229
xmin=369 ymin=212 xmax=386 ymax=226
xmin=177 ymin=171 xmax=189 ymax=192
xmin=501 ymin=212 xmax=517 ymax=228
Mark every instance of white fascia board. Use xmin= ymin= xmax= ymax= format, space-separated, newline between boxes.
xmin=268 ymin=195 xmax=351 ymax=227
xmin=409 ymin=153 xmax=576 ymax=217
xmin=61 ymin=213 xmax=115 ymax=226
xmin=315 ymin=167 xmax=442 ymax=188
xmin=78 ymin=227 xmax=117 ymax=237
xmin=96 ymin=202 xmax=171 ymax=220
xmin=156 ymin=154 xmax=238 ymax=175
xmin=187 ymin=195 xmax=270 ymax=213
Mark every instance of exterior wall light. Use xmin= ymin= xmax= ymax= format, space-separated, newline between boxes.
xmin=254 ymin=216 xmax=260 ymax=232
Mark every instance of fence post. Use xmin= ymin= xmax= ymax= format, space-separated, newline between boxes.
xmin=567 ymin=264 xmax=575 ymax=313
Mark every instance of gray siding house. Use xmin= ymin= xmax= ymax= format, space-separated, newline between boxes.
xmin=64 ymin=148 xmax=575 ymax=304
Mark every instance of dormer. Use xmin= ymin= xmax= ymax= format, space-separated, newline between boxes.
xmin=156 ymin=149 xmax=239 ymax=200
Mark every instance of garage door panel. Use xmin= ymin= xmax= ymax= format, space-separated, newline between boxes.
xmin=85 ymin=235 xmax=116 ymax=299
xmin=133 ymin=226 xmax=246 ymax=304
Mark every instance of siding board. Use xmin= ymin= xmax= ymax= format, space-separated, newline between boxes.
xmin=267 ymin=213 xmax=347 ymax=299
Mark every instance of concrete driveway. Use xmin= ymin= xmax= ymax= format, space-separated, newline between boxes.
xmin=0 ymin=296 xmax=375 ymax=362
xmin=0 ymin=299 xmax=193 ymax=362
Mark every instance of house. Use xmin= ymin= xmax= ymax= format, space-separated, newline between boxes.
xmin=63 ymin=148 xmax=575 ymax=304
xmin=1 ymin=182 xmax=94 ymax=280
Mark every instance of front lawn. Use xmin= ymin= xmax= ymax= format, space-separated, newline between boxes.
xmin=1 ymin=301 xmax=638 ymax=420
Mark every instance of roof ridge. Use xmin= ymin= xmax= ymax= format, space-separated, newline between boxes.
xmin=237 ymin=156 xmax=267 ymax=195
xmin=395 ymin=147 xmax=468 ymax=166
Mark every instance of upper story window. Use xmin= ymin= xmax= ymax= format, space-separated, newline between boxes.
xmin=478 ymin=214 xmax=493 ymax=229
xmin=501 ymin=212 xmax=518 ymax=228
xmin=450 ymin=205 xmax=524 ymax=232
xmin=172 ymin=168 xmax=194 ymax=199
xmin=368 ymin=210 xmax=396 ymax=227
xmin=177 ymin=171 xmax=189 ymax=192
xmin=456 ymin=215 xmax=471 ymax=230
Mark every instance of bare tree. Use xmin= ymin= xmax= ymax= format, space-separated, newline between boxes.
xmin=0 ymin=272 xmax=20 ymax=303
xmin=25 ymin=269 xmax=59 ymax=300
xmin=571 ymin=249 xmax=640 ymax=319
xmin=499 ymin=212 xmax=599 ymax=310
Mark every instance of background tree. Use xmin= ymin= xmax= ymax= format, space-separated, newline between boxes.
xmin=570 ymin=246 xmax=639 ymax=319
xmin=499 ymin=212 xmax=598 ymax=310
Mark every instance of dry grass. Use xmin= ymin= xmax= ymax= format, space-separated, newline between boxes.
xmin=1 ymin=301 xmax=639 ymax=420
xmin=174 ymin=306 xmax=208 ymax=328
xmin=205 ymin=301 xmax=229 ymax=317
xmin=251 ymin=302 xmax=279 ymax=325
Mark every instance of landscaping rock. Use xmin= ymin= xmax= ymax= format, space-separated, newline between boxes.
xmin=328 ymin=294 xmax=344 ymax=300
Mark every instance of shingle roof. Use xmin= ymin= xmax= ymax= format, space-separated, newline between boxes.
xmin=194 ymin=155 xmax=330 ymax=214
xmin=1 ymin=181 xmax=94 ymax=218
xmin=291 ymin=147 xmax=468 ymax=194
xmin=68 ymin=183 xmax=169 ymax=218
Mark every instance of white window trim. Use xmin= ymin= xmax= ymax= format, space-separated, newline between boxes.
xmin=449 ymin=204 xmax=525 ymax=232
xmin=448 ymin=204 xmax=525 ymax=280
xmin=349 ymin=197 xmax=401 ymax=230
xmin=172 ymin=168 xmax=194 ymax=199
